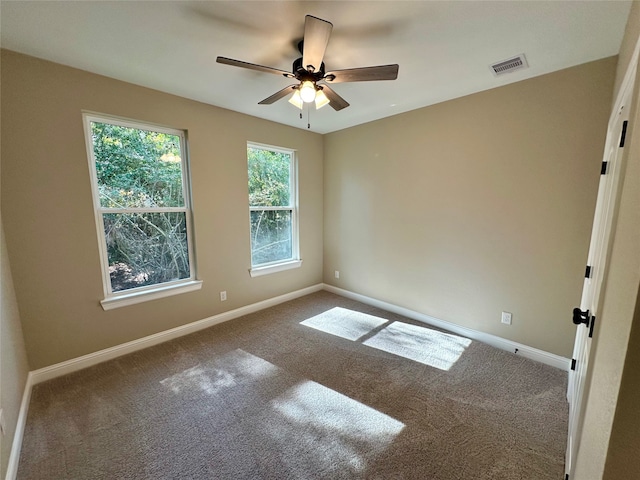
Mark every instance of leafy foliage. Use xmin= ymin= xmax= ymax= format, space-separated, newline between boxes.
xmin=91 ymin=122 xmax=190 ymax=292
xmin=92 ymin=122 xmax=184 ymax=208
xmin=247 ymin=147 xmax=293 ymax=265
xmin=248 ymin=147 xmax=290 ymax=207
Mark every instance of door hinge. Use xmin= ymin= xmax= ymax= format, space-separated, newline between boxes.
xmin=585 ymin=265 xmax=592 ymax=278
xmin=601 ymin=161 xmax=608 ymax=175
xmin=619 ymin=120 xmax=628 ymax=147
xmin=566 ymin=474 xmax=570 ymax=480
xmin=571 ymin=358 xmax=577 ymax=371
xmin=589 ymin=316 xmax=596 ymax=338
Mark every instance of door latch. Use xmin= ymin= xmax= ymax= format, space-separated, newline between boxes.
xmin=573 ymin=308 xmax=590 ymax=326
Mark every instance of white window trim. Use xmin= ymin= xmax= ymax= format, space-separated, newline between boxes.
xmin=100 ymin=280 xmax=203 ymax=310
xmin=247 ymin=142 xmax=301 ymax=277
xmin=249 ymin=260 xmax=303 ymax=278
xmin=83 ymin=112 xmax=200 ymax=310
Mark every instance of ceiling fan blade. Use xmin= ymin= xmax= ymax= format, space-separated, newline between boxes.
xmin=302 ymin=15 xmax=333 ymax=73
xmin=258 ymin=85 xmax=298 ymax=105
xmin=321 ymin=85 xmax=349 ymax=111
xmin=216 ymin=57 xmax=294 ymax=78
xmin=324 ymin=64 xmax=399 ymax=83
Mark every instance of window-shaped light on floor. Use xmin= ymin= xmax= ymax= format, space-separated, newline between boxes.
xmin=300 ymin=307 xmax=388 ymax=341
xmin=363 ymin=321 xmax=471 ymax=370
xmin=300 ymin=308 xmax=472 ymax=370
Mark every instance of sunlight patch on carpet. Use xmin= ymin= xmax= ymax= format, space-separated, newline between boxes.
xmin=159 ymin=348 xmax=405 ymax=475
xmin=271 ymin=380 xmax=405 ymax=473
xmin=301 ymin=308 xmax=471 ymax=370
xmin=363 ymin=321 xmax=472 ymax=370
xmin=160 ymin=349 xmax=279 ymax=395
xmin=300 ymin=307 xmax=388 ymax=340
xmin=161 ymin=365 xmax=222 ymax=394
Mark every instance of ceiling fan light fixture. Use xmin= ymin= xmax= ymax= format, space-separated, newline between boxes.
xmin=299 ymin=81 xmax=317 ymax=103
xmin=218 ymin=16 xmax=398 ymax=114
xmin=315 ymin=88 xmax=330 ymax=109
xmin=288 ymin=89 xmax=303 ymax=109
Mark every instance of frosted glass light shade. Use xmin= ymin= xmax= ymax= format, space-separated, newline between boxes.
xmin=288 ymin=90 xmax=303 ymax=109
xmin=299 ymin=81 xmax=316 ymax=103
xmin=315 ymin=89 xmax=330 ymax=109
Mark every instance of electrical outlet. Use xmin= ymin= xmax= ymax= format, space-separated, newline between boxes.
xmin=501 ymin=311 xmax=512 ymax=325
xmin=220 ymin=291 xmax=227 ymax=302
xmin=335 ymin=270 xmax=340 ymax=279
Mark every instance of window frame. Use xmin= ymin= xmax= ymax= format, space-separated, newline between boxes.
xmin=247 ymin=142 xmax=301 ymax=277
xmin=83 ymin=112 xmax=201 ymax=310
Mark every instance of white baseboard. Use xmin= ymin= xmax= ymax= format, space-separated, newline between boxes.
xmin=323 ymin=284 xmax=571 ymax=371
xmin=30 ymin=283 xmax=324 ymax=385
xmin=29 ymin=281 xmax=569 ymax=385
xmin=5 ymin=372 xmax=34 ymax=480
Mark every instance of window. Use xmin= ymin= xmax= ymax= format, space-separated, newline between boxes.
xmin=84 ymin=114 xmax=201 ymax=309
xmin=248 ymin=143 xmax=301 ymax=276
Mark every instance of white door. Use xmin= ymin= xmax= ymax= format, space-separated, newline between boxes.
xmin=565 ymin=68 xmax=635 ymax=477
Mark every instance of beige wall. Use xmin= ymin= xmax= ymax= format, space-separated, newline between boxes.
xmin=1 ymin=60 xmax=31 ymax=478
xmin=604 ymin=283 xmax=640 ymax=479
xmin=0 ymin=50 xmax=324 ymax=369
xmin=0 ymin=219 xmax=30 ymax=477
xmin=323 ymin=58 xmax=616 ymax=358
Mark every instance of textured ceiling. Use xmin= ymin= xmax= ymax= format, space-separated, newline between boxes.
xmin=0 ymin=1 xmax=631 ymax=134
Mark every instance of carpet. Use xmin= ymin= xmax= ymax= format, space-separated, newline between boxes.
xmin=17 ymin=291 xmax=568 ymax=479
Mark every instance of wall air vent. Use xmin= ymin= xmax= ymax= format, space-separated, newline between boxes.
xmin=490 ymin=54 xmax=528 ymax=76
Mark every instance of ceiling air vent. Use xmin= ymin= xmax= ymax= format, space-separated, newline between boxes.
xmin=490 ymin=54 xmax=528 ymax=76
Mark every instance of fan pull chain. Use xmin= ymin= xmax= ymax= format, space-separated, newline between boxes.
xmin=295 ymin=104 xmax=311 ymax=129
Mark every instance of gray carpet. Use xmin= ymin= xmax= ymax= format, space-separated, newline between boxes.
xmin=18 ymin=291 xmax=568 ymax=479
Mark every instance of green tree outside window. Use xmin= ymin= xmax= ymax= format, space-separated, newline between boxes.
xmin=90 ymin=121 xmax=192 ymax=292
xmin=248 ymin=146 xmax=295 ymax=266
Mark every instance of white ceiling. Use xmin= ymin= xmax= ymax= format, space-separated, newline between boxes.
xmin=0 ymin=1 xmax=631 ymax=134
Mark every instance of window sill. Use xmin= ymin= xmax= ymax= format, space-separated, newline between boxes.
xmin=249 ymin=260 xmax=302 ymax=278
xmin=100 ymin=280 xmax=203 ymax=311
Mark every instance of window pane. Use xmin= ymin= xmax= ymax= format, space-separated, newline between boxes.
xmin=250 ymin=210 xmax=292 ymax=265
xmin=248 ymin=147 xmax=291 ymax=207
xmin=103 ymin=212 xmax=190 ymax=292
xmin=91 ymin=122 xmax=185 ymax=208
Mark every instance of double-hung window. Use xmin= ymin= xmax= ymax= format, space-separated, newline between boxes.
xmin=248 ymin=143 xmax=301 ymax=276
xmin=84 ymin=114 xmax=200 ymax=309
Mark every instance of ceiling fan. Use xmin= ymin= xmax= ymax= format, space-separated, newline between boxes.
xmin=216 ymin=15 xmax=399 ymax=112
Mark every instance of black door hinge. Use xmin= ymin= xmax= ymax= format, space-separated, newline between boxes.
xmin=601 ymin=161 xmax=608 ymax=175
xmin=589 ymin=316 xmax=596 ymax=338
xmin=585 ymin=265 xmax=592 ymax=278
xmin=620 ymin=120 xmax=628 ymax=147
xmin=571 ymin=359 xmax=577 ymax=371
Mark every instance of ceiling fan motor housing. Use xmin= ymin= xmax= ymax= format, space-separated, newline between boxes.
xmin=292 ymin=57 xmax=325 ymax=80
